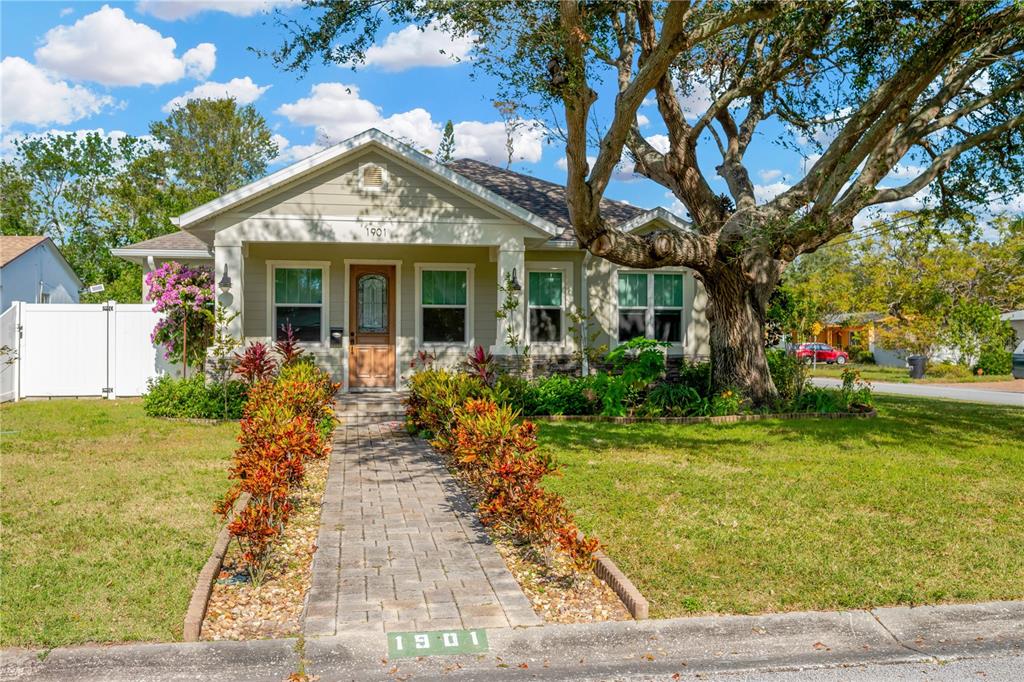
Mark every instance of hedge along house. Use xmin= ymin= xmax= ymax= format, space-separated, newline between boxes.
xmin=113 ymin=129 xmax=709 ymax=391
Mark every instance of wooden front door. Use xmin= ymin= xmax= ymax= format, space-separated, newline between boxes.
xmin=348 ymin=265 xmax=396 ymax=389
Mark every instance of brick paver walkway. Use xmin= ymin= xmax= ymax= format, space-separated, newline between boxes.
xmin=303 ymin=420 xmax=542 ymax=636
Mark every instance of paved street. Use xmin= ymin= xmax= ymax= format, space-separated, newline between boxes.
xmin=812 ymin=377 xmax=1024 ymax=406
xmin=303 ymin=420 xmax=541 ymax=637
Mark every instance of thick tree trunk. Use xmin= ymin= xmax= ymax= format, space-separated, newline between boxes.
xmin=701 ymin=264 xmax=778 ymax=406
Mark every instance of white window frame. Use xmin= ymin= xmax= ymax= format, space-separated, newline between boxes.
xmin=415 ymin=263 xmax=475 ymax=350
xmin=266 ymin=260 xmax=331 ymax=346
xmin=359 ymin=161 xmax=388 ymax=193
xmin=615 ymin=269 xmax=686 ymax=349
xmin=525 ymin=260 xmax=574 ymax=350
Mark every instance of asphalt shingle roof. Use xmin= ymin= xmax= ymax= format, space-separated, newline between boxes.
xmin=119 ymin=231 xmax=212 ymax=253
xmin=446 ymin=158 xmax=646 ymax=242
xmin=1 ymin=235 xmax=47 ymax=267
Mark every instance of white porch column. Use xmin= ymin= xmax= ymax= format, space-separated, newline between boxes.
xmin=491 ymin=238 xmax=526 ymax=355
xmin=214 ymin=243 xmax=244 ymax=340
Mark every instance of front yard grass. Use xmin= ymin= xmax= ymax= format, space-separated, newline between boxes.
xmin=809 ymin=362 xmax=1014 ymax=383
xmin=0 ymin=399 xmax=237 ymax=648
xmin=541 ymin=395 xmax=1023 ymax=618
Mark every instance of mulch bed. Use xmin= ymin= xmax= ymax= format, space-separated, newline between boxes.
xmin=201 ymin=457 xmax=329 ymax=641
xmin=427 ymin=435 xmax=632 ymax=625
xmin=491 ymin=534 xmax=631 ymax=623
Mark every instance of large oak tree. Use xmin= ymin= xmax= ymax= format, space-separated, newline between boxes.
xmin=269 ymin=1 xmax=1024 ymax=403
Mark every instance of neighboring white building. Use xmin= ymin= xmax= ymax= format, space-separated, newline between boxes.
xmin=1001 ymin=310 xmax=1024 ymax=345
xmin=113 ymin=129 xmax=711 ymax=391
xmin=0 ymin=236 xmax=82 ymax=311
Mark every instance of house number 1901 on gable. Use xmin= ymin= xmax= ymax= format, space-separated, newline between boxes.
xmin=364 ymin=225 xmax=388 ymax=239
xmin=387 ymin=628 xmax=489 ymax=658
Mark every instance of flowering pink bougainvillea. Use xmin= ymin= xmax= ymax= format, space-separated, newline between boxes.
xmin=145 ymin=261 xmax=215 ymax=371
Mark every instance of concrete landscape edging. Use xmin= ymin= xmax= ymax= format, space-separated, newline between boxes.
xmin=182 ymin=492 xmax=250 ymax=642
xmin=532 ymin=408 xmax=877 ymax=425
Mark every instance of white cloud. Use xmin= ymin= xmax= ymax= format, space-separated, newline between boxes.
xmin=136 ymin=0 xmax=298 ymax=21
xmin=677 ymin=80 xmax=712 ymax=122
xmin=885 ymin=163 xmax=925 ymax=181
xmin=754 ymin=181 xmax=791 ymax=203
xmin=452 ymin=120 xmax=543 ymax=165
xmin=0 ymin=57 xmax=112 ymax=128
xmin=361 ymin=21 xmax=474 ymax=72
xmin=59 ymin=7 xmax=74 ymax=16
xmin=758 ymin=169 xmax=783 ymax=182
xmin=35 ymin=6 xmax=216 ymax=86
xmin=163 ymin=76 xmax=269 ymax=111
xmin=636 ymin=114 xmax=650 ymax=127
xmin=182 ymin=43 xmax=216 ymax=80
xmin=646 ymin=134 xmax=670 ymax=154
xmin=276 ymin=82 xmax=544 ymax=165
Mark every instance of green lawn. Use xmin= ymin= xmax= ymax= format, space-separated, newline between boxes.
xmin=0 ymin=399 xmax=237 ymax=648
xmin=541 ymin=395 xmax=1024 ymax=618
xmin=809 ymin=362 xmax=1014 ymax=383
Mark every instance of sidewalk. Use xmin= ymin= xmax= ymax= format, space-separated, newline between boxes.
xmin=811 ymin=377 xmax=1024 ymax=406
xmin=4 ymin=601 xmax=1022 ymax=681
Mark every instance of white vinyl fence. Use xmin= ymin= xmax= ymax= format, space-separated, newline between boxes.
xmin=0 ymin=301 xmax=177 ymax=402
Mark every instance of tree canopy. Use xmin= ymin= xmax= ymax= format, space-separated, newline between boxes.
xmin=267 ymin=0 xmax=1023 ymax=404
xmin=1 ymin=98 xmax=279 ymax=301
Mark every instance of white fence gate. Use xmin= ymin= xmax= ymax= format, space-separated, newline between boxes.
xmin=0 ymin=301 xmax=177 ymax=402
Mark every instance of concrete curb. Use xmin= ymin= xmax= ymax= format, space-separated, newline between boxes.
xmin=592 ymin=548 xmax=648 ymax=619
xmin=10 ymin=601 xmax=1021 ymax=681
xmin=532 ymin=408 xmax=877 ymax=425
xmin=183 ymin=492 xmax=250 ymax=642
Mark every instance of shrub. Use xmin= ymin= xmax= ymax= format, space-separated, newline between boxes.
xmin=533 ymin=374 xmax=600 ymax=416
xmin=404 ymin=369 xmax=485 ymax=441
xmin=463 ymin=345 xmax=498 ymax=388
xmin=640 ymin=383 xmax=704 ymax=417
xmin=766 ymin=349 xmax=807 ymax=403
xmin=143 ymin=374 xmax=247 ymax=419
xmin=494 ymin=374 xmax=542 ymax=415
xmin=274 ymin=323 xmax=305 ymax=366
xmin=234 ymin=342 xmax=277 ymax=385
xmin=675 ymin=359 xmax=712 ymax=397
xmin=216 ymin=361 xmax=337 ymax=585
xmin=974 ymin=347 xmax=1012 ymax=376
xmin=449 ymin=399 xmax=598 ymax=571
xmin=926 ymin=362 xmax=972 ymax=380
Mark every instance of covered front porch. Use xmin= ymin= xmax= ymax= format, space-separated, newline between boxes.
xmin=216 ymin=238 xmax=566 ymax=392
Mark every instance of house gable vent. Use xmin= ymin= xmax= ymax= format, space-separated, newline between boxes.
xmin=361 ymin=163 xmax=386 ymax=190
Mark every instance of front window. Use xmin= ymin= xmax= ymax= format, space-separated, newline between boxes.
xmin=528 ymin=271 xmax=564 ymax=343
xmin=421 ymin=269 xmax=467 ymax=344
xmin=274 ymin=267 xmax=323 ymax=342
xmin=617 ymin=272 xmax=685 ymax=344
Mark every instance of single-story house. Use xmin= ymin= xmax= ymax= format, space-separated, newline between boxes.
xmin=1 ymin=235 xmax=82 ymax=311
xmin=113 ymin=129 xmax=709 ymax=391
xmin=1001 ymin=310 xmax=1024 ymax=345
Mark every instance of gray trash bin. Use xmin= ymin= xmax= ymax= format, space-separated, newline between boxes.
xmin=908 ymin=355 xmax=926 ymax=379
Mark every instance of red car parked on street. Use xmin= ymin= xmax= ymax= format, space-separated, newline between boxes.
xmin=795 ymin=343 xmax=849 ymax=365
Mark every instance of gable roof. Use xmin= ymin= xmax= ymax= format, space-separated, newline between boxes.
xmin=111 ymin=231 xmax=213 ymax=261
xmin=173 ymin=129 xmax=562 ymax=239
xmin=113 ymin=129 xmax=692 ymax=258
xmin=447 ymin=159 xmax=647 ymax=242
xmin=1 ymin=235 xmax=47 ymax=267
xmin=1 ymin=235 xmax=82 ymax=287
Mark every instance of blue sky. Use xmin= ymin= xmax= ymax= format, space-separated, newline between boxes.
xmin=3 ymin=1 xmax=999 ymax=226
